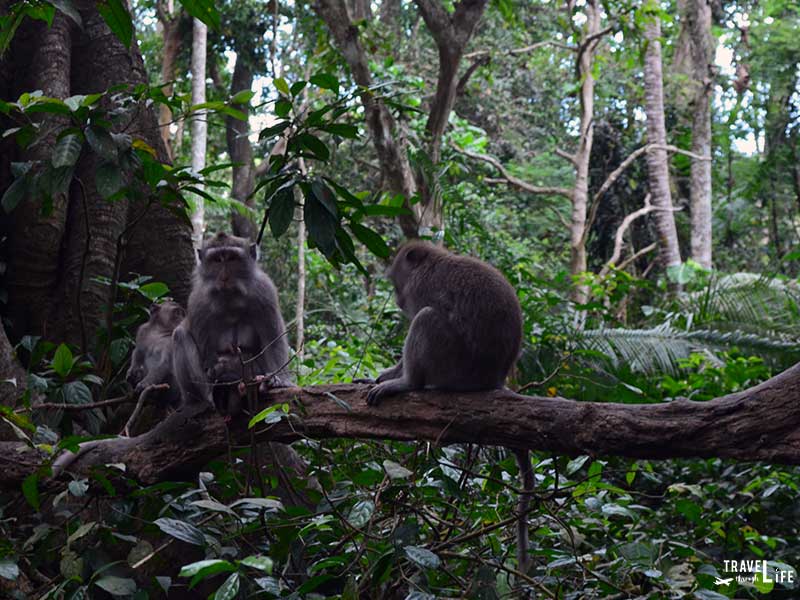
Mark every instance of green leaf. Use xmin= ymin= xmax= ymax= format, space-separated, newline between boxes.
xmin=96 ymin=0 xmax=133 ymax=47
xmin=213 ymin=572 xmax=240 ymax=600
xmin=304 ymin=190 xmax=337 ymax=255
xmin=154 ymin=518 xmax=205 ymax=546
xmin=95 ymin=576 xmax=137 ymax=596
xmin=274 ymin=77 xmax=290 ymax=96
xmin=248 ymin=404 xmax=287 ymax=429
xmin=179 ymin=559 xmax=234 ymax=578
xmin=0 ymin=560 xmax=19 ymax=581
xmin=290 ymin=81 xmax=307 ymax=96
xmin=347 ymin=500 xmax=374 ymax=528
xmin=139 ymin=282 xmax=169 ymax=301
xmin=310 ymin=180 xmax=338 ymax=217
xmin=95 ymin=162 xmax=124 ymax=199
xmin=52 ymin=344 xmax=74 ymax=378
xmin=86 ymin=126 xmax=118 ymax=162
xmin=309 ymin=72 xmax=340 ymax=93
xmin=258 ymin=120 xmax=291 ymax=141
xmin=383 ymin=460 xmax=412 ymax=480
xmin=230 ymin=89 xmax=254 ymax=105
xmin=22 ymin=473 xmax=39 ymax=510
xmin=321 ymin=123 xmax=358 ymax=139
xmin=1 ymin=176 xmax=28 ymax=213
xmin=240 ymin=556 xmax=273 ymax=573
xmin=269 ymin=187 xmax=295 ymax=239
xmin=52 ymin=133 xmax=83 ymax=168
xmin=299 ymin=133 xmax=330 ymax=161
xmin=404 ymin=546 xmax=440 ymax=569
xmin=350 ymin=223 xmax=390 ymax=258
xmin=178 ymin=0 xmax=220 ymax=29
xmin=275 ymin=98 xmax=292 ymax=118
xmin=62 ymin=381 xmax=92 ymax=405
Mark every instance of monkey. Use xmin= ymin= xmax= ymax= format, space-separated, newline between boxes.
xmin=125 ymin=300 xmax=185 ymax=404
xmin=366 ymin=240 xmax=523 ymax=405
xmin=365 ymin=240 xmax=533 ymax=572
xmin=172 ymin=231 xmax=292 ymax=411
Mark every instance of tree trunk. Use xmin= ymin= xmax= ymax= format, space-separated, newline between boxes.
xmin=226 ymin=54 xmax=257 ymax=239
xmin=190 ymin=18 xmax=207 ymax=248
xmin=295 ymin=187 xmax=306 ymax=361
xmin=569 ymin=0 xmax=600 ymax=304
xmin=0 ymin=2 xmax=195 ymax=348
xmin=643 ymin=15 xmax=682 ymax=271
xmin=674 ymin=0 xmax=714 ymax=269
xmin=156 ymin=0 xmax=184 ymax=162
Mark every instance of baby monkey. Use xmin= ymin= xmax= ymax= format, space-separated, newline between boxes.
xmin=367 ymin=241 xmax=522 ymax=405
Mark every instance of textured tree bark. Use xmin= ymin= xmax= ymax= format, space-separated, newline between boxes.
xmin=0 ymin=323 xmax=27 ymax=404
xmin=674 ymin=0 xmax=714 ymax=269
xmin=315 ymin=0 xmax=419 ymax=237
xmin=8 ymin=360 xmax=800 ymax=488
xmin=4 ymin=13 xmax=73 ymax=339
xmin=155 ymin=0 xmax=185 ymax=162
xmin=226 ymin=55 xmax=257 ymax=239
xmin=569 ymin=0 xmax=600 ymax=304
xmin=643 ymin=15 xmax=682 ymax=270
xmin=190 ymin=18 xmax=208 ymax=248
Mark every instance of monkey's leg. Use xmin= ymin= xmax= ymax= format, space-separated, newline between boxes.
xmin=366 ymin=309 xmax=440 ymax=406
xmin=172 ymin=325 xmax=213 ymax=407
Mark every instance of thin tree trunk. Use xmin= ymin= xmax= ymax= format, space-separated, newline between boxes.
xmin=569 ymin=0 xmax=600 ymax=304
xmin=678 ymin=0 xmax=714 ymax=269
xmin=156 ymin=0 xmax=183 ymax=162
xmin=643 ymin=14 xmax=682 ymax=270
xmin=295 ymin=187 xmax=306 ymax=362
xmin=226 ymin=54 xmax=256 ymax=239
xmin=190 ymin=18 xmax=207 ymax=248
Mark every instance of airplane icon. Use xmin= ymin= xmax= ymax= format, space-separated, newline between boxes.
xmin=714 ymin=577 xmax=734 ymax=586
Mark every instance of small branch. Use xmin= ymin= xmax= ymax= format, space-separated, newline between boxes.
xmin=32 ymin=393 xmax=137 ymax=412
xmin=453 ymin=145 xmax=573 ymax=198
xmin=583 ymin=143 xmax=711 ymax=245
xmin=616 ymin=242 xmax=657 ymax=271
xmin=123 ymin=384 xmax=170 ymax=436
xmin=464 ymin=40 xmax=575 ymax=60
xmin=554 ymin=147 xmax=576 ymax=165
xmin=456 ymin=54 xmax=491 ymax=96
xmin=600 ymin=194 xmax=663 ymax=276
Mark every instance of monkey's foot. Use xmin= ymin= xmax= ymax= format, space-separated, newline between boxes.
xmin=353 ymin=377 xmax=376 ymax=384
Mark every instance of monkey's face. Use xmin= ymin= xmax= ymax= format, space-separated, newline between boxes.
xmin=199 ymin=245 xmax=255 ymax=293
xmin=148 ymin=301 xmax=185 ymax=332
xmin=387 ymin=242 xmax=434 ymax=317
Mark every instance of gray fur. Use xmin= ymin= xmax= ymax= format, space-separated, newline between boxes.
xmin=367 ymin=241 xmax=523 ymax=405
xmin=173 ymin=232 xmax=292 ymax=410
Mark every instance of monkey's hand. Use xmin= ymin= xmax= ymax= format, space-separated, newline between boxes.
xmin=257 ymin=374 xmax=294 ymax=397
xmin=352 ymin=377 xmax=376 ymax=384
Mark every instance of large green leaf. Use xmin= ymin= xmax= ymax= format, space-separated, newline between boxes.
xmin=1 ymin=176 xmax=27 ymax=213
xmin=95 ymin=162 xmax=124 ymax=199
xmin=269 ymin=187 xmax=295 ymax=239
xmin=96 ymin=0 xmax=133 ymax=47
xmin=213 ymin=572 xmax=240 ymax=600
xmin=52 ymin=133 xmax=83 ymax=168
xmin=154 ymin=518 xmax=205 ymax=546
xmin=52 ymin=343 xmax=74 ymax=378
xmin=179 ymin=0 xmax=221 ymax=30
xmin=94 ymin=576 xmax=137 ymax=596
xmin=350 ymin=223 xmax=390 ymax=258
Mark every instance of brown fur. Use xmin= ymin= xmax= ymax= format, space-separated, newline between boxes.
xmin=367 ymin=241 xmax=523 ymax=405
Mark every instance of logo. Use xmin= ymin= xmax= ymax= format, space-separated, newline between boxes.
xmin=717 ymin=560 xmax=796 ymax=590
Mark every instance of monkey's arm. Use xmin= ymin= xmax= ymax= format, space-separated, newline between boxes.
xmin=375 ymin=360 xmax=403 ymax=383
xmin=134 ymin=349 xmax=173 ymax=393
xmin=172 ymin=325 xmax=212 ymax=406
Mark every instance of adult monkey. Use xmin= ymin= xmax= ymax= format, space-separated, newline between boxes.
xmin=366 ymin=241 xmax=533 ymax=571
xmin=173 ymin=232 xmax=292 ymax=411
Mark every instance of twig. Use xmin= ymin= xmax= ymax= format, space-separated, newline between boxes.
xmin=616 ymin=242 xmax=657 ymax=271
xmin=32 ymin=394 xmax=138 ymax=411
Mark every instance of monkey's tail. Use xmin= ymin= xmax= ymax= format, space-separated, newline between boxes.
xmin=51 ymin=438 xmax=119 ymax=477
xmin=513 ymin=449 xmax=534 ymax=574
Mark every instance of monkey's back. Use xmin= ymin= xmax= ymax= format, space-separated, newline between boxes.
xmin=413 ymin=252 xmax=522 ymax=384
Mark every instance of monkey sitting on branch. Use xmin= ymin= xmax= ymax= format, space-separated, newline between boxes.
xmin=365 ymin=240 xmax=534 ymax=571
xmin=172 ymin=232 xmax=293 ymax=414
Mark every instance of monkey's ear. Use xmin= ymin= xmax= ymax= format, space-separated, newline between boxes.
xmin=249 ymin=243 xmax=259 ymax=260
xmin=405 ymin=246 xmax=424 ymax=265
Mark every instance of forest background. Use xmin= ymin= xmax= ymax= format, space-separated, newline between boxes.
xmin=0 ymin=0 xmax=799 ymax=598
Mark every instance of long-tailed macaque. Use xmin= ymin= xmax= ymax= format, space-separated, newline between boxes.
xmin=366 ymin=241 xmax=532 ymax=571
xmin=126 ymin=300 xmax=184 ymax=404
xmin=172 ymin=232 xmax=292 ymax=410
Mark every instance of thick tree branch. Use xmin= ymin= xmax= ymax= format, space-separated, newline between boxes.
xmin=454 ymin=145 xmax=573 ymax=198
xmin=5 ymin=363 xmax=800 ymax=489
